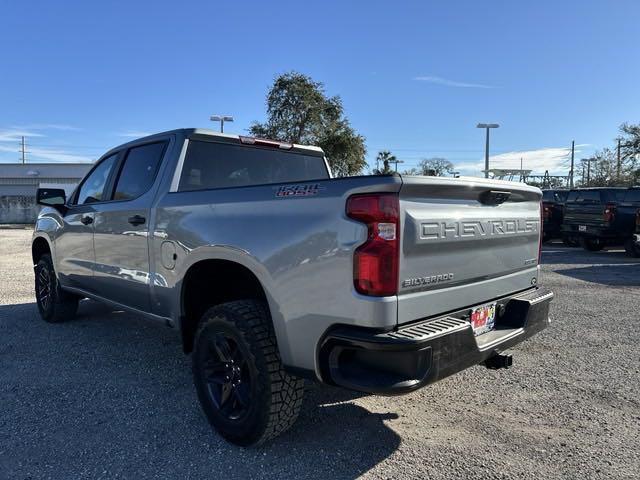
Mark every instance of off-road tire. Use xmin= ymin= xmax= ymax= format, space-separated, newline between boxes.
xmin=580 ymin=237 xmax=604 ymax=252
xmin=192 ymin=300 xmax=304 ymax=446
xmin=34 ymin=253 xmax=79 ymax=323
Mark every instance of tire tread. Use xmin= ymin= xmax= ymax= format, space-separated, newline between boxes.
xmin=194 ymin=299 xmax=304 ymax=445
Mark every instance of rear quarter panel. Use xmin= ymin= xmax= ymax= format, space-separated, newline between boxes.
xmin=151 ymin=176 xmax=402 ymax=374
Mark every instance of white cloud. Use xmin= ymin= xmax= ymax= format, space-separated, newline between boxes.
xmin=117 ymin=130 xmax=152 ymax=138
xmin=0 ymin=126 xmax=92 ymax=163
xmin=456 ymin=145 xmax=588 ymax=175
xmin=413 ymin=75 xmax=496 ymax=89
xmin=0 ymin=123 xmax=81 ymax=143
xmin=0 ymin=129 xmax=45 ymax=142
xmin=0 ymin=144 xmax=93 ymax=163
xmin=12 ymin=123 xmax=81 ymax=132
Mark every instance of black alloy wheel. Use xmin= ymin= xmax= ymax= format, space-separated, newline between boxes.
xmin=34 ymin=253 xmax=79 ymax=323
xmin=201 ymin=332 xmax=252 ymax=421
xmin=36 ymin=264 xmax=52 ymax=312
xmin=192 ymin=300 xmax=304 ymax=446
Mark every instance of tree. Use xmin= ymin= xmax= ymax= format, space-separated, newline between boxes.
xmin=587 ymin=148 xmax=618 ymax=186
xmin=580 ymin=124 xmax=640 ymax=187
xmin=418 ymin=157 xmax=455 ymax=176
xmin=372 ymin=150 xmax=396 ymax=174
xmin=250 ymin=72 xmax=367 ymax=177
xmin=619 ymin=122 xmax=640 ymax=185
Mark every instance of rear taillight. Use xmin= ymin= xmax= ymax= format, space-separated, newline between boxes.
xmin=542 ymin=202 xmax=552 ymax=221
xmin=539 ymin=200 xmax=543 ymax=263
xmin=603 ymin=203 xmax=617 ymax=223
xmin=346 ymin=193 xmax=399 ymax=296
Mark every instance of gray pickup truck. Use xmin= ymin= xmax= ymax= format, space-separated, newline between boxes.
xmin=32 ymin=128 xmax=553 ymax=445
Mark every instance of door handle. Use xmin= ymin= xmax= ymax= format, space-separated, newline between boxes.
xmin=80 ymin=215 xmax=93 ymax=225
xmin=128 ymin=215 xmax=146 ymax=226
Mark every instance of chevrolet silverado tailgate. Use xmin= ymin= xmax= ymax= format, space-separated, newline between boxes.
xmin=397 ymin=176 xmax=542 ymax=325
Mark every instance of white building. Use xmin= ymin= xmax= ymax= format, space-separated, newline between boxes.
xmin=0 ymin=162 xmax=93 ymax=223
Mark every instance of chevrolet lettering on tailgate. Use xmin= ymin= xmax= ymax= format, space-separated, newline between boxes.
xmin=421 ymin=218 xmax=539 ymax=240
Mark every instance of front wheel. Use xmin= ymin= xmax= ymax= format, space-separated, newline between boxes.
xmin=35 ymin=254 xmax=79 ymax=323
xmin=192 ymin=300 xmax=304 ymax=446
xmin=580 ymin=237 xmax=604 ymax=252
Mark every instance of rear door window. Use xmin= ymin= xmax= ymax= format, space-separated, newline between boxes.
xmin=178 ymin=140 xmax=329 ymax=192
xmin=112 ymin=142 xmax=167 ymax=201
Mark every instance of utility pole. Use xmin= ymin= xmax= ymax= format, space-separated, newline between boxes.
xmin=616 ymin=138 xmax=622 ymax=182
xmin=569 ymin=140 xmax=575 ymax=188
xmin=20 ymin=136 xmax=26 ymax=164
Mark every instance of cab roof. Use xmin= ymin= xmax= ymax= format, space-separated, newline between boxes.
xmin=106 ymin=128 xmax=324 ymax=158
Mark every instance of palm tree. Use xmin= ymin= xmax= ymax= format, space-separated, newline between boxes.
xmin=374 ymin=150 xmax=397 ymax=174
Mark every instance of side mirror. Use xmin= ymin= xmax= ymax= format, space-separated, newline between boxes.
xmin=36 ymin=188 xmax=67 ymax=208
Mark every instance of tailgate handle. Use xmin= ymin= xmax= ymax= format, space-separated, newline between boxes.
xmin=480 ymin=190 xmax=511 ymax=205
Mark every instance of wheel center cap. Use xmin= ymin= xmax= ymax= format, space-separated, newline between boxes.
xmin=227 ymin=364 xmax=241 ymax=382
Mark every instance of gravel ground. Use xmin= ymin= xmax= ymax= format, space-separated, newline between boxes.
xmin=1 ymin=228 xmax=639 ymax=479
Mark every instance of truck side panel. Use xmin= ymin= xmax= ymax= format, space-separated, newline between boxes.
xmin=151 ymin=176 xmax=402 ymax=374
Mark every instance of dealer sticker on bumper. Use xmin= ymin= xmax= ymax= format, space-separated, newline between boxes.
xmin=470 ymin=303 xmax=497 ymax=336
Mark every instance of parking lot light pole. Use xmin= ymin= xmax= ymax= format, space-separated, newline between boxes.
xmin=477 ymin=123 xmax=499 ymax=178
xmin=210 ymin=115 xmax=234 ymax=133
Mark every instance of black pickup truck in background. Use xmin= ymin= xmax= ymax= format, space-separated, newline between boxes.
xmin=542 ymin=189 xmax=569 ymax=242
xmin=561 ymin=187 xmax=640 ymax=256
xmin=625 ymin=190 xmax=640 ymax=257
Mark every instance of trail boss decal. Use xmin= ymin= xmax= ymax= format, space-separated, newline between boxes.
xmin=275 ymin=183 xmax=324 ymax=198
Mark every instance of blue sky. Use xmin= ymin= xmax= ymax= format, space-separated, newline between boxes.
xmin=1 ymin=0 xmax=638 ymax=176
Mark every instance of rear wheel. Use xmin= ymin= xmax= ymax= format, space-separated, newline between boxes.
xmin=624 ymin=238 xmax=640 ymax=258
xmin=192 ymin=300 xmax=304 ymax=446
xmin=580 ymin=237 xmax=604 ymax=252
xmin=34 ymin=254 xmax=79 ymax=323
